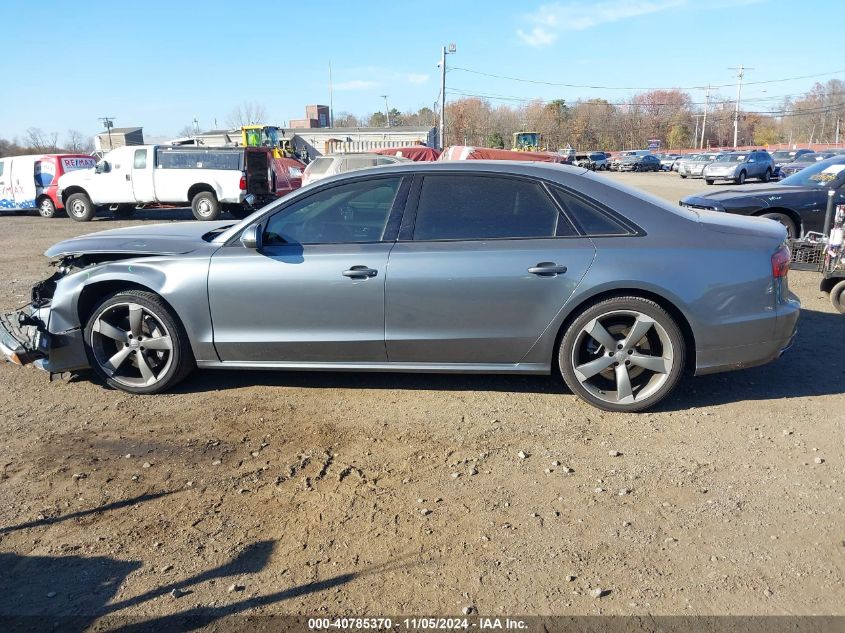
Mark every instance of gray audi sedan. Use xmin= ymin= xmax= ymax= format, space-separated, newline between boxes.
xmin=0 ymin=161 xmax=798 ymax=412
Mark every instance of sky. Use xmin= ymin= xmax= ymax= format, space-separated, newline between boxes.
xmin=2 ymin=0 xmax=843 ymax=141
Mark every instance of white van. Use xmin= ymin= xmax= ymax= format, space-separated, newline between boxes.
xmin=0 ymin=153 xmax=96 ymax=216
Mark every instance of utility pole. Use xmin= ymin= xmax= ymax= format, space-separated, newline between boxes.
xmin=192 ymin=117 xmax=199 ymax=145
xmin=692 ymin=114 xmax=703 ymax=150
xmin=700 ymin=84 xmax=710 ymax=150
xmin=835 ymin=117 xmax=840 ymax=145
xmin=380 ymin=95 xmax=390 ymax=128
xmin=98 ymin=117 xmax=116 ymax=150
xmin=729 ymin=65 xmax=752 ymax=148
xmin=439 ymin=43 xmax=456 ymax=149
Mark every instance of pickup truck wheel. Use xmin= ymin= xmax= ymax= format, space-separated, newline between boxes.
xmin=191 ymin=191 xmax=221 ymax=221
xmin=84 ymin=290 xmax=195 ymax=394
xmin=760 ymin=212 xmax=797 ymax=239
xmin=38 ymin=197 xmax=57 ymax=218
xmin=66 ymin=193 xmax=96 ymax=222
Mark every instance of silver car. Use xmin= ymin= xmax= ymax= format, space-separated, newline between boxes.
xmin=302 ymin=152 xmax=408 ymax=186
xmin=0 ymin=162 xmax=799 ymax=413
xmin=702 ymin=150 xmax=775 ymax=185
xmin=678 ymin=152 xmax=722 ymax=178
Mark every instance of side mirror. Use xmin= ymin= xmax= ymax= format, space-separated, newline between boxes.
xmin=95 ymin=161 xmax=109 ymax=174
xmin=240 ymin=224 xmax=262 ymax=250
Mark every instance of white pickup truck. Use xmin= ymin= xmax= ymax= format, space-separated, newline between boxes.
xmin=57 ymin=145 xmax=274 ymax=221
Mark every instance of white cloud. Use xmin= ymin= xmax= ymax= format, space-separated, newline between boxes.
xmin=517 ymin=0 xmax=686 ymax=46
xmin=406 ymin=73 xmax=430 ymax=84
xmin=334 ymin=79 xmax=379 ymax=91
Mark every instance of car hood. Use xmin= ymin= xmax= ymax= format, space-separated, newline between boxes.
xmin=685 ymin=184 xmax=786 ymax=203
xmin=45 ymin=221 xmax=234 ymax=258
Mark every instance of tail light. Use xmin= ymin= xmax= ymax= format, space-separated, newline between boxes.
xmin=771 ymin=244 xmax=790 ymax=278
xmin=239 ymin=174 xmax=247 ymax=190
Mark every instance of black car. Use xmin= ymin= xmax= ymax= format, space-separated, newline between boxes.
xmin=679 ymin=155 xmax=845 ymax=238
xmin=771 ymin=148 xmax=814 ymax=178
xmin=619 ymin=153 xmax=660 ymax=172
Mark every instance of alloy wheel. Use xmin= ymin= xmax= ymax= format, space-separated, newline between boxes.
xmin=90 ymin=302 xmax=174 ymax=388
xmin=570 ymin=309 xmax=674 ymax=406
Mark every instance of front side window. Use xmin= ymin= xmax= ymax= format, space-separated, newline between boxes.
xmin=133 ymin=149 xmax=147 ymax=169
xmin=412 ymin=175 xmax=564 ymax=241
xmin=262 ymin=176 xmax=401 ymax=245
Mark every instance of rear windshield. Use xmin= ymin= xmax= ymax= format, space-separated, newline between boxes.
xmin=156 ymin=149 xmax=241 ymax=170
xmin=306 ymin=157 xmax=333 ymax=175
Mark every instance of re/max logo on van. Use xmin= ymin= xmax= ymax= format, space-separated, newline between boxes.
xmin=61 ymin=158 xmax=96 ymax=170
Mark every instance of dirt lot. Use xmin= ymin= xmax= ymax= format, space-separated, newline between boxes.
xmin=0 ymin=172 xmax=842 ymax=626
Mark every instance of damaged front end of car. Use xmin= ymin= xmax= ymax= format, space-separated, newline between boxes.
xmin=0 ymin=253 xmax=137 ymax=375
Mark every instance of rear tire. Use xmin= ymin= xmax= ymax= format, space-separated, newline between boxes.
xmin=191 ymin=190 xmax=221 ymax=221
xmin=829 ymin=280 xmax=845 ymax=314
xmin=38 ymin=197 xmax=57 ymax=218
xmin=760 ymin=212 xmax=797 ymax=239
xmin=559 ymin=296 xmax=686 ymax=413
xmin=680 ymin=174 xmax=687 ymax=179
xmin=83 ymin=289 xmax=195 ymax=394
xmin=705 ymin=179 xmax=714 ymax=185
xmin=66 ymin=192 xmax=96 ymax=222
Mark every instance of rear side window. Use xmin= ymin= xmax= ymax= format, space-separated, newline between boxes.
xmin=306 ymin=157 xmax=333 ymax=175
xmin=156 ymin=150 xmax=241 ymax=170
xmin=551 ymin=187 xmax=631 ymax=236
xmin=413 ymin=175 xmax=567 ymax=241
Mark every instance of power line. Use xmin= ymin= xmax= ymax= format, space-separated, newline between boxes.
xmin=450 ymin=66 xmax=845 ymax=92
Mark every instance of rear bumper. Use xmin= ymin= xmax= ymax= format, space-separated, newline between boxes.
xmin=694 ymin=298 xmax=800 ymax=375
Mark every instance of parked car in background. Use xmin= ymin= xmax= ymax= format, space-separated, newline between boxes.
xmin=572 ymin=152 xmax=609 ymax=170
xmin=678 ymin=152 xmax=722 ymax=178
xmin=777 ymin=152 xmax=834 ymax=178
xmin=672 ymin=154 xmax=695 ymax=172
xmin=702 ymin=150 xmax=775 ymax=184
xmin=656 ymin=154 xmax=681 ymax=171
xmin=610 ymin=150 xmax=652 ymax=171
xmin=302 ymin=153 xmax=409 ymax=186
xmin=0 ymin=161 xmax=798 ymax=413
xmin=680 ymin=155 xmax=845 ymax=238
xmin=0 ymin=154 xmax=96 ymax=218
xmin=58 ymin=145 xmax=276 ymax=221
xmin=619 ymin=154 xmax=661 ymax=172
xmin=771 ymin=148 xmax=814 ymax=177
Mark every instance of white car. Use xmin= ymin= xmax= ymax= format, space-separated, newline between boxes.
xmin=302 ymin=153 xmax=409 ymax=185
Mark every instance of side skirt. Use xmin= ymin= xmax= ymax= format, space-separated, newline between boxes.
xmin=196 ymin=360 xmax=550 ymax=375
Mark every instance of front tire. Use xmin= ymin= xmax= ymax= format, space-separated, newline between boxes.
xmin=762 ymin=168 xmax=772 ymax=183
xmin=38 ymin=197 xmax=57 ymax=218
xmin=191 ymin=190 xmax=221 ymax=221
xmin=559 ymin=296 xmax=686 ymax=413
xmin=66 ymin=192 xmax=96 ymax=222
xmin=830 ymin=280 xmax=845 ymax=314
xmin=735 ymin=171 xmax=746 ymax=185
xmin=705 ymin=179 xmax=714 ymax=185
xmin=83 ymin=290 xmax=195 ymax=394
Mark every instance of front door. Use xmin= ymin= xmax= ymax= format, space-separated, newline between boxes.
xmin=130 ymin=148 xmax=155 ymax=203
xmin=94 ymin=148 xmax=136 ymax=204
xmin=208 ymin=175 xmax=406 ymax=363
xmin=385 ymin=174 xmax=596 ymax=364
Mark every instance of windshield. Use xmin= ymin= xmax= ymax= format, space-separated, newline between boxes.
xmin=716 ymin=154 xmax=747 ymax=163
xmin=771 ymin=151 xmax=798 ymax=160
xmin=694 ymin=155 xmax=714 ymax=162
xmin=779 ymin=160 xmax=845 ymax=187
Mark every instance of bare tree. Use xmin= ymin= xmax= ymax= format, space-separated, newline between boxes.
xmin=65 ymin=129 xmax=93 ymax=153
xmin=225 ymin=102 xmax=268 ymax=128
xmin=25 ymin=127 xmax=59 ymax=152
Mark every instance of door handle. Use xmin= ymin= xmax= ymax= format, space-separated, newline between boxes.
xmin=125 ymin=174 xmax=131 ymax=181
xmin=528 ymin=263 xmax=567 ymax=276
xmin=342 ymin=266 xmax=378 ymax=279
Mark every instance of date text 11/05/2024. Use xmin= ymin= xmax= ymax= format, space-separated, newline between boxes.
xmin=307 ymin=617 xmax=528 ymax=630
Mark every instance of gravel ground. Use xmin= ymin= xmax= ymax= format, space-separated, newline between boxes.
xmin=0 ymin=172 xmax=842 ymax=625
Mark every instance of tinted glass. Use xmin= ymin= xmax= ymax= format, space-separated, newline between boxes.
xmin=133 ymin=149 xmax=147 ymax=169
xmin=157 ymin=150 xmax=240 ymax=170
xmin=263 ymin=176 xmax=401 ymax=245
xmin=551 ymin=187 xmax=630 ymax=236
xmin=0 ymin=162 xmax=4 ymax=177
xmin=413 ymin=175 xmax=562 ymax=241
xmin=343 ymin=157 xmax=378 ymax=171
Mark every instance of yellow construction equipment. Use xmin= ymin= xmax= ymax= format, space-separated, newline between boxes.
xmin=241 ymin=125 xmax=296 ymax=158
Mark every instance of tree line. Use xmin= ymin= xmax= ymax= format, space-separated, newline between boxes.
xmin=0 ymin=128 xmax=94 ymax=157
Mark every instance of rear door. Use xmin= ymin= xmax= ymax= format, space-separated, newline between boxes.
xmin=130 ymin=148 xmax=155 ymax=202
xmin=10 ymin=156 xmax=38 ymax=209
xmin=384 ymin=173 xmax=596 ymax=364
